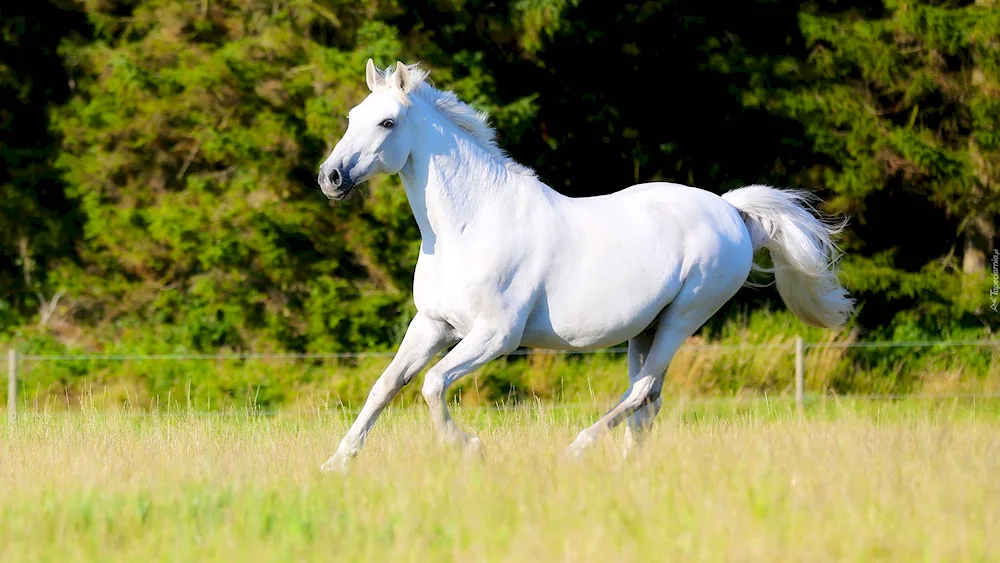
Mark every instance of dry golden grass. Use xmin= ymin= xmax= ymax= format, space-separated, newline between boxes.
xmin=1 ymin=400 xmax=998 ymax=562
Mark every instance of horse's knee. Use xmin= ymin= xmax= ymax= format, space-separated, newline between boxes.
xmin=372 ymin=375 xmax=407 ymax=397
xmin=421 ymin=374 xmax=445 ymax=404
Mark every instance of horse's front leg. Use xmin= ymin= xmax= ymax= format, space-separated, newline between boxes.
xmin=421 ymin=317 xmax=524 ymax=453
xmin=321 ymin=312 xmax=454 ymax=473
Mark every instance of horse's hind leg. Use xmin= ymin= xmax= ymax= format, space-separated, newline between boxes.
xmin=567 ymin=269 xmax=744 ymax=458
xmin=624 ymin=399 xmax=662 ymax=458
xmin=621 ymin=331 xmax=662 ymax=457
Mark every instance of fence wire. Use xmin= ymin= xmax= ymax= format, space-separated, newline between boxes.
xmin=14 ymin=338 xmax=1000 ymax=363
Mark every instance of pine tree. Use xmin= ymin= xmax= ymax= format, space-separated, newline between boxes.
xmin=760 ymin=0 xmax=999 ymax=327
xmin=46 ymin=0 xmax=542 ymax=352
xmin=49 ymin=1 xmax=427 ymax=352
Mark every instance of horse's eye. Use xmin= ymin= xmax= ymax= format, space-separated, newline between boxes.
xmin=379 ymin=119 xmax=395 ymax=129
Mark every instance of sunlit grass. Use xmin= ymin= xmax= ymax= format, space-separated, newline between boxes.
xmin=2 ymin=400 xmax=998 ymax=561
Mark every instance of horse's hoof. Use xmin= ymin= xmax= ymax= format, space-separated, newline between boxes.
xmin=564 ymin=445 xmax=584 ymax=461
xmin=564 ymin=434 xmax=594 ymax=461
xmin=320 ymin=455 xmax=351 ymax=474
xmin=463 ymin=434 xmax=484 ymax=460
xmin=622 ymin=428 xmax=636 ymax=459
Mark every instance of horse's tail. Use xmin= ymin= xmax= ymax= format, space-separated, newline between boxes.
xmin=722 ymin=185 xmax=855 ymax=328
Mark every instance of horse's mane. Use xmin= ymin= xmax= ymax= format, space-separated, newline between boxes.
xmin=379 ymin=63 xmax=536 ymax=177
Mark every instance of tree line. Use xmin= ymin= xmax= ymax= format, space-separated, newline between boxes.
xmin=1 ymin=0 xmax=997 ymax=356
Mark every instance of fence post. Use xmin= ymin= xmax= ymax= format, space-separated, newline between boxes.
xmin=7 ymin=349 xmax=16 ymax=423
xmin=794 ymin=336 xmax=804 ymax=416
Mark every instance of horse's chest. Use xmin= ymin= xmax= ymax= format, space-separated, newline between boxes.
xmin=411 ymin=251 xmax=521 ymax=333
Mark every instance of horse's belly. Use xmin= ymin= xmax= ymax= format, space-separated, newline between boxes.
xmin=519 ymin=319 xmax=655 ymax=350
xmin=519 ymin=273 xmax=684 ymax=350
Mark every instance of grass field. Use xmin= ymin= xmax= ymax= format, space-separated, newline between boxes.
xmin=2 ymin=399 xmax=999 ymax=562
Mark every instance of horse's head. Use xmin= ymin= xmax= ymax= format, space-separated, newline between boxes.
xmin=318 ymin=60 xmax=417 ymax=200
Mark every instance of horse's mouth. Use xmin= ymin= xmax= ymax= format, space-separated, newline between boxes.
xmin=321 ymin=183 xmax=353 ymax=201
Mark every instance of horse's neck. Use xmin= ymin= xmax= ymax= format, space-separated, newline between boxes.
xmin=399 ymin=125 xmax=528 ymax=247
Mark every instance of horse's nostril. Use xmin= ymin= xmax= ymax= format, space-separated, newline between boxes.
xmin=329 ymin=169 xmax=341 ymax=187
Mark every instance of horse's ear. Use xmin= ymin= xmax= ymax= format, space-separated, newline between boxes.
xmin=365 ymin=58 xmax=383 ymax=92
xmin=392 ymin=61 xmax=412 ymax=93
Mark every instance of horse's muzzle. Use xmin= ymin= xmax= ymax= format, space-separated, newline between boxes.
xmin=318 ymin=168 xmax=353 ymax=200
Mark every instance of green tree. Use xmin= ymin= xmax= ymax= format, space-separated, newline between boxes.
xmin=49 ymin=0 xmax=427 ymax=352
xmin=44 ymin=0 xmax=543 ymax=353
xmin=749 ymin=0 xmax=999 ymax=329
xmin=10 ymin=0 xmax=994 ymax=356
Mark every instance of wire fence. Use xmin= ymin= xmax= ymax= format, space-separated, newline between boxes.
xmin=5 ymin=338 xmax=1000 ymax=422
xmin=11 ymin=338 xmax=1000 ymax=362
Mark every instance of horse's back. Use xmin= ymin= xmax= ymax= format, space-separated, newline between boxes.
xmin=567 ymin=182 xmax=751 ymax=268
xmin=593 ymin=182 xmax=746 ymax=234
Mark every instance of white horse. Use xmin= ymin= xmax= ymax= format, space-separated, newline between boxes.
xmin=317 ymin=60 xmax=853 ymax=472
